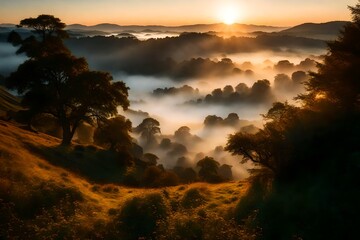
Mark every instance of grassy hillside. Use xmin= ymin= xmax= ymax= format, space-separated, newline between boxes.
xmin=0 ymin=120 xmax=251 ymax=239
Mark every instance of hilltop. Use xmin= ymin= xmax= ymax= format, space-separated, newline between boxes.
xmin=279 ymin=21 xmax=348 ymax=40
xmin=65 ymin=22 xmax=284 ymax=33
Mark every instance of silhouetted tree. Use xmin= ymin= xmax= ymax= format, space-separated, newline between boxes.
xmin=235 ymin=83 xmax=250 ymax=96
xmin=224 ymin=113 xmax=240 ymax=126
xmin=167 ymin=143 xmax=188 ymax=157
xmin=297 ymin=58 xmax=316 ymax=71
xmin=223 ymin=85 xmax=234 ymax=96
xmin=274 ymin=74 xmax=292 ymax=91
xmin=134 ymin=118 xmax=161 ymax=147
xmin=250 ymin=79 xmax=273 ymax=103
xmin=226 ymin=102 xmax=301 ymax=177
xmin=226 ymin=3 xmax=360 ymax=239
xmin=159 ymin=138 xmax=172 ymax=149
xmin=197 ymin=156 xmax=222 ymax=183
xmin=143 ymin=153 xmax=159 ymax=166
xmin=94 ymin=116 xmax=132 ymax=152
xmin=182 ymin=168 xmax=197 ymax=183
xmin=299 ymin=5 xmax=360 ymax=112
xmin=218 ymin=164 xmax=233 ymax=181
xmin=174 ymin=126 xmax=191 ymax=142
xmin=204 ymin=115 xmax=223 ymax=127
xmin=175 ymin=156 xmax=192 ymax=168
xmin=8 ymin=15 xmax=69 ymax=58
xmin=6 ymin=15 xmax=129 ymax=145
xmin=274 ymin=60 xmax=294 ymax=72
xmin=291 ymin=71 xmax=307 ymax=85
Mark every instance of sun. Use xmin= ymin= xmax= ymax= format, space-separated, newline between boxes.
xmin=219 ymin=7 xmax=238 ymax=25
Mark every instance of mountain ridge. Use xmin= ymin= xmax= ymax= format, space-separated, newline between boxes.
xmin=277 ymin=21 xmax=349 ymax=40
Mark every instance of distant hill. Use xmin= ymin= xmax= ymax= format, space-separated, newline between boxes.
xmin=1 ymin=21 xmax=347 ymax=40
xmin=66 ymin=23 xmax=285 ymax=33
xmin=279 ymin=21 xmax=349 ymax=40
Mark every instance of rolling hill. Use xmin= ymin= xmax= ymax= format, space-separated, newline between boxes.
xmin=66 ymin=22 xmax=285 ymax=33
xmin=279 ymin=21 xmax=349 ymax=40
xmin=0 ymin=119 xmax=250 ymax=239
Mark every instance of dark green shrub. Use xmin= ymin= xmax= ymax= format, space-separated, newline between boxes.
xmin=181 ymin=188 xmax=207 ymax=209
xmin=173 ymin=218 xmax=203 ymax=240
xmin=117 ymin=193 xmax=169 ymax=240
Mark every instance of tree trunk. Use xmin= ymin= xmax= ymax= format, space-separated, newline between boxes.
xmin=61 ymin=122 xmax=72 ymax=146
xmin=61 ymin=120 xmax=80 ymax=146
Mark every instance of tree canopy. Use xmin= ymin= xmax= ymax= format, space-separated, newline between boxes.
xmin=196 ymin=156 xmax=222 ymax=183
xmin=298 ymin=4 xmax=360 ymax=112
xmin=226 ymin=4 xmax=360 ymax=238
xmin=94 ymin=116 xmax=132 ymax=152
xmin=6 ymin=15 xmax=130 ymax=145
xmin=134 ymin=118 xmax=161 ymax=147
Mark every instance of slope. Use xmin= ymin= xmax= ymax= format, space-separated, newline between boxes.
xmin=0 ymin=120 xmax=249 ymax=238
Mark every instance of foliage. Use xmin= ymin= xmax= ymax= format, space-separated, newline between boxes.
xmin=142 ymin=166 xmax=180 ymax=187
xmin=181 ymin=188 xmax=207 ymax=209
xmin=94 ymin=115 xmax=132 ymax=152
xmin=197 ymin=156 xmax=222 ymax=183
xmin=226 ymin=102 xmax=303 ymax=179
xmin=298 ymin=4 xmax=360 ymax=112
xmin=158 ymin=211 xmax=251 ymax=240
xmin=6 ymin=15 xmax=129 ymax=145
xmin=226 ymin=2 xmax=360 ymax=239
xmin=116 ymin=193 xmax=169 ymax=240
xmin=134 ymin=117 xmax=161 ymax=147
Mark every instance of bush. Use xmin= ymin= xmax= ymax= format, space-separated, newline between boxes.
xmin=117 ymin=193 xmax=169 ymax=240
xmin=1 ymin=180 xmax=83 ymax=219
xmin=233 ymin=178 xmax=266 ymax=223
xmin=181 ymin=188 xmax=207 ymax=209
xmin=158 ymin=212 xmax=251 ymax=240
xmin=142 ymin=166 xmax=180 ymax=187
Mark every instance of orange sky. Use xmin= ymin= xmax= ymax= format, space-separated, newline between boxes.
xmin=0 ymin=0 xmax=357 ymax=26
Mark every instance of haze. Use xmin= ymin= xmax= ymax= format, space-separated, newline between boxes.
xmin=0 ymin=0 xmax=357 ymax=26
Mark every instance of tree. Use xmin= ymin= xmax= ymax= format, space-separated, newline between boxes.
xmin=203 ymin=115 xmax=223 ymax=127
xmin=224 ymin=113 xmax=240 ymax=126
xmin=218 ymin=164 xmax=233 ymax=181
xmin=226 ymin=102 xmax=301 ymax=178
xmin=8 ymin=15 xmax=69 ymax=58
xmin=6 ymin=15 xmax=130 ymax=145
xmin=94 ymin=116 xmax=132 ymax=152
xmin=134 ymin=118 xmax=161 ymax=146
xmin=142 ymin=153 xmax=159 ymax=166
xmin=298 ymin=4 xmax=360 ymax=112
xmin=175 ymin=156 xmax=192 ymax=168
xmin=174 ymin=126 xmax=192 ymax=144
xmin=196 ymin=156 xmax=222 ymax=183
xmin=225 ymin=3 xmax=360 ymax=239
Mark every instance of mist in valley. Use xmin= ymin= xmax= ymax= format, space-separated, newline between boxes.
xmin=0 ymin=29 xmax=326 ymax=179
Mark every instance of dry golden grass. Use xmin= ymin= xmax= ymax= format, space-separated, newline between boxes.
xmin=0 ymin=120 xmax=249 ymax=236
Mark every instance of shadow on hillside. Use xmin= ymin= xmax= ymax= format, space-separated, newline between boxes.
xmin=23 ymin=142 xmax=127 ymax=184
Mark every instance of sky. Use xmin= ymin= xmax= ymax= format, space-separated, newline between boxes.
xmin=0 ymin=0 xmax=358 ymax=26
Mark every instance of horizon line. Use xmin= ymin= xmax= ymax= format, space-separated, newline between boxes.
xmin=0 ymin=19 xmax=350 ymax=28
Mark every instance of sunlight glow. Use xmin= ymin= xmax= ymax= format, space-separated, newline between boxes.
xmin=219 ymin=6 xmax=239 ymax=25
